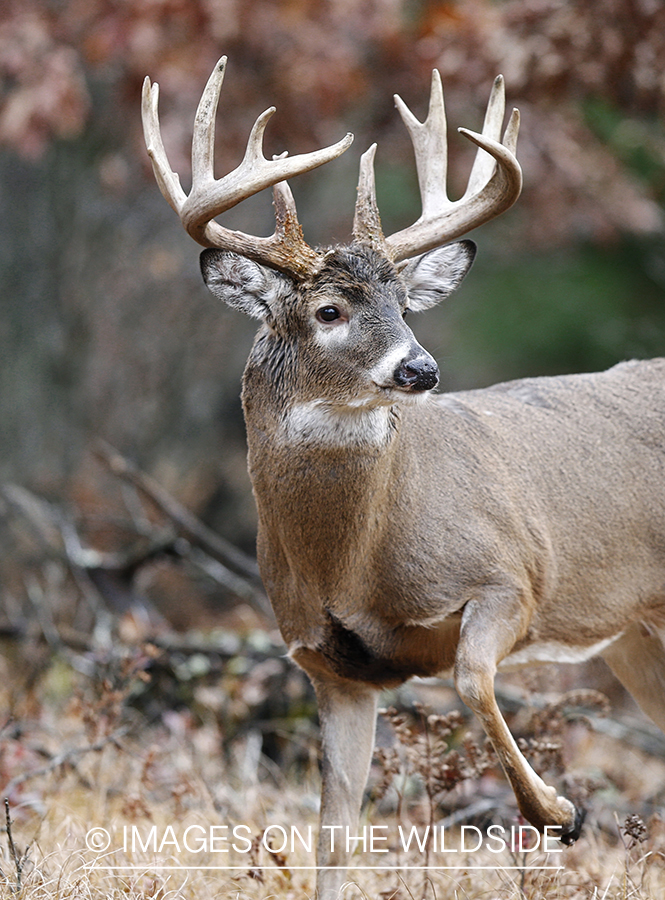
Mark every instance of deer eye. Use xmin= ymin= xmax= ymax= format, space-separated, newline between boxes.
xmin=316 ymin=305 xmax=343 ymax=323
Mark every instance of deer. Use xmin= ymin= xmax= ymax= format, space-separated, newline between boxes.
xmin=142 ymin=57 xmax=665 ymax=898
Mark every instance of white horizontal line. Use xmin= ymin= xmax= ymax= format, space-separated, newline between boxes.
xmin=84 ymin=865 xmax=565 ymax=871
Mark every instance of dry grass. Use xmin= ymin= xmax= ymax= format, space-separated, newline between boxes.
xmin=2 ymin=646 xmax=665 ymax=900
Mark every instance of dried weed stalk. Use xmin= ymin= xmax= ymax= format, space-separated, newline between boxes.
xmin=373 ymin=703 xmax=497 ymax=893
xmin=0 ymin=799 xmax=32 ymax=894
xmin=375 ymin=705 xmax=494 ymax=857
xmin=623 ymin=813 xmax=648 ymax=850
xmin=377 ymin=704 xmax=494 ymax=812
xmin=518 ymin=689 xmax=610 ymax=777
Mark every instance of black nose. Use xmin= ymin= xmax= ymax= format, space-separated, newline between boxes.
xmin=394 ymin=356 xmax=439 ymax=392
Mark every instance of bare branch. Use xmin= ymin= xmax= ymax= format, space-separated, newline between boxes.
xmin=94 ymin=442 xmax=271 ymax=618
xmin=3 ymin=728 xmax=128 ymax=798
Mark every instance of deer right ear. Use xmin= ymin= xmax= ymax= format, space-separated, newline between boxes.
xmin=200 ymin=249 xmax=293 ymax=319
xmin=402 ymin=240 xmax=476 ymax=311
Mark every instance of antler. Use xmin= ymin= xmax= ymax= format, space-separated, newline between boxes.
xmin=142 ymin=56 xmax=354 ymax=278
xmin=353 ymin=71 xmax=522 ymax=262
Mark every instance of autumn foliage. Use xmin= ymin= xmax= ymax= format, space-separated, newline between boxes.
xmin=2 ymin=0 xmax=664 ymax=243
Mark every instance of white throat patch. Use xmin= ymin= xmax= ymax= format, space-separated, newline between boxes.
xmin=281 ymin=399 xmax=395 ymax=447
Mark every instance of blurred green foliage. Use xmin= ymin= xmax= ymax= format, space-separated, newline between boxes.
xmin=446 ymin=238 xmax=665 ymax=386
xmin=584 ymin=96 xmax=665 ymax=200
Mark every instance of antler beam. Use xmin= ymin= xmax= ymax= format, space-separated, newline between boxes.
xmin=141 ymin=56 xmax=353 ymax=278
xmin=354 ymin=71 xmax=522 ymax=262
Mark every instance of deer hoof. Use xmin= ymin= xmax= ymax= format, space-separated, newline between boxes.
xmin=559 ymin=806 xmax=586 ymax=845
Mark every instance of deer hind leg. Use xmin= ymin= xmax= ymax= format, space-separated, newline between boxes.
xmin=310 ymin=676 xmax=379 ymax=900
xmin=454 ymin=595 xmax=583 ymax=843
xmin=601 ymin=621 xmax=665 ymax=733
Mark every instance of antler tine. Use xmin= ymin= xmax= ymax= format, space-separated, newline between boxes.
xmin=394 ymin=68 xmax=449 ymax=220
xmin=502 ymin=106 xmax=521 ymax=156
xmin=458 ymin=109 xmax=522 ymax=196
xmin=383 ymin=70 xmax=522 ymax=263
xmin=190 ymin=55 xmax=229 ymax=187
xmin=353 ymin=69 xmax=450 ymax=253
xmin=141 ymin=56 xmax=354 ymax=278
xmin=463 ymin=75 xmax=507 ymax=198
xmin=353 ymin=144 xmax=387 ymax=251
xmin=269 ymin=157 xmax=321 ymax=267
xmin=142 ymin=76 xmax=188 ymax=216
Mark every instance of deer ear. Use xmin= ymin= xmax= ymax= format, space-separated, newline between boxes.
xmin=200 ymin=249 xmax=293 ymax=319
xmin=402 ymin=240 xmax=476 ymax=311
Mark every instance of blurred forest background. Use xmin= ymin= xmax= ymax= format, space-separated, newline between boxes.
xmin=1 ymin=0 xmax=665 ymax=669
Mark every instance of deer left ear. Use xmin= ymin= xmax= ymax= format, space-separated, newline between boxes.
xmin=402 ymin=240 xmax=476 ymax=311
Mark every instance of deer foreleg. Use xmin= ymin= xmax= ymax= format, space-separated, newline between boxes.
xmin=454 ymin=596 xmax=583 ymax=843
xmin=312 ymin=677 xmax=379 ymax=900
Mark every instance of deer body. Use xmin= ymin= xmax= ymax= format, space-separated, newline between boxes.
xmin=142 ymin=59 xmax=665 ymax=899
xmin=253 ymin=356 xmax=665 ymax=685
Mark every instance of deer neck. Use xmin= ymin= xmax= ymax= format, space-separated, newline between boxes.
xmin=245 ymin=389 xmax=402 ymax=544
xmin=241 ymin=339 xmax=406 ymax=632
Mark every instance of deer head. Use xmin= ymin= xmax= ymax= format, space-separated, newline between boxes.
xmin=142 ymin=57 xmax=521 ymax=427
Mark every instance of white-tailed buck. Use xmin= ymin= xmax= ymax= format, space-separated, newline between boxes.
xmin=143 ymin=57 xmax=665 ymax=898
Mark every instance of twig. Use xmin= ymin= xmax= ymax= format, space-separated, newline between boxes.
xmin=94 ymin=442 xmax=272 ymax=617
xmin=435 ymin=796 xmax=503 ymax=829
xmin=95 ymin=441 xmax=260 ymax=580
xmin=5 ymin=472 xmax=270 ymax=632
xmin=492 ymin=682 xmax=665 ymax=758
xmin=2 ymin=798 xmax=32 ymax=892
xmin=4 ymin=482 xmax=181 ymax=583
xmin=430 ymin=678 xmax=665 ymax=759
xmin=3 ymin=727 xmax=128 ymax=798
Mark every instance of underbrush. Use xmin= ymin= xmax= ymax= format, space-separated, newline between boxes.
xmin=1 ymin=643 xmax=665 ymax=900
